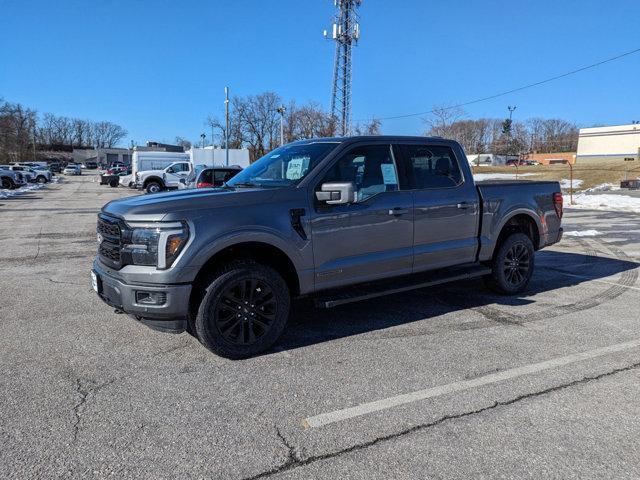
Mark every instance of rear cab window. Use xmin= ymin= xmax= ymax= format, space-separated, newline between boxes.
xmin=397 ymin=144 xmax=464 ymax=189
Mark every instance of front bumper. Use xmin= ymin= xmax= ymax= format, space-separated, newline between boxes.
xmin=92 ymin=260 xmax=191 ymax=332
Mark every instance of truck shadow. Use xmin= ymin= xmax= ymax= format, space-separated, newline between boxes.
xmin=276 ymin=250 xmax=639 ymax=353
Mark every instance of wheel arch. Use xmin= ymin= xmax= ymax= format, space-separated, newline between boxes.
xmin=188 ymin=240 xmax=301 ymax=321
xmin=143 ymin=176 xmax=164 ymax=188
xmin=494 ymin=212 xmax=540 ymax=256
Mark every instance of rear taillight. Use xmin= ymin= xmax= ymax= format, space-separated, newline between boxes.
xmin=196 ymin=182 xmax=214 ymax=188
xmin=553 ymin=192 xmax=563 ymax=218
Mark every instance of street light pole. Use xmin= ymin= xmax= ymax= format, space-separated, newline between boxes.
xmin=225 ymin=86 xmax=230 ymax=166
xmin=200 ymin=133 xmax=206 ymax=149
xmin=277 ymin=105 xmax=286 ymax=147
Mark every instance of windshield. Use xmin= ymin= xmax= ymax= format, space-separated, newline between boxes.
xmin=226 ymin=142 xmax=339 ymax=188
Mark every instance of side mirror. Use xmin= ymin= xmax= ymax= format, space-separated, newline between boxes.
xmin=315 ymin=181 xmax=356 ymax=205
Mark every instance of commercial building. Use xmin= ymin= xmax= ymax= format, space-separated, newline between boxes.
xmin=521 ymin=152 xmax=576 ymax=165
xmin=576 ymin=124 xmax=640 ymax=164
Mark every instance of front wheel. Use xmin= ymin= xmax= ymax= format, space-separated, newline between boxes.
xmin=146 ymin=181 xmax=162 ymax=194
xmin=37 ymin=176 xmax=47 ymax=184
xmin=1 ymin=177 xmax=13 ymax=189
xmin=484 ymin=233 xmax=535 ymax=295
xmin=195 ymin=260 xmax=290 ymax=359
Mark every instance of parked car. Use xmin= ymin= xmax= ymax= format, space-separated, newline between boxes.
xmin=0 ymin=166 xmax=27 ymax=189
xmin=135 ymin=161 xmax=192 ymax=194
xmin=119 ymin=173 xmax=135 ymax=188
xmin=11 ymin=164 xmax=52 ymax=183
xmin=92 ymin=136 xmax=564 ymax=359
xmin=178 ymin=165 xmax=242 ymax=190
xmin=63 ymin=164 xmax=82 ymax=175
xmin=48 ymin=162 xmax=62 ymax=173
xmin=105 ymin=166 xmax=128 ymax=175
xmin=100 ymin=168 xmax=132 ymax=188
xmin=82 ymin=160 xmax=98 ymax=169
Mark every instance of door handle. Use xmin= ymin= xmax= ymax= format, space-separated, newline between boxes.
xmin=457 ymin=202 xmax=470 ymax=209
xmin=389 ymin=207 xmax=409 ymax=216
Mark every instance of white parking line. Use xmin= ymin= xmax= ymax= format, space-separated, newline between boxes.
xmin=303 ymin=338 xmax=640 ymax=428
xmin=555 ymin=272 xmax=640 ymax=291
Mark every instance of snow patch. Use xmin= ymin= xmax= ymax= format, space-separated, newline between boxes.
xmin=583 ymin=183 xmax=620 ymax=193
xmin=566 ymin=193 xmax=640 ymax=213
xmin=563 ymin=230 xmax=601 ymax=237
xmin=474 ymin=173 xmax=539 ymax=181
xmin=560 ymin=178 xmax=583 ymax=189
xmin=0 ymin=178 xmax=58 ymax=199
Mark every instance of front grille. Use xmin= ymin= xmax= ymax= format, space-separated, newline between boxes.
xmin=99 ymin=242 xmax=120 ymax=262
xmin=97 ymin=214 xmax=122 ymax=268
xmin=97 ymin=216 xmax=121 ymax=239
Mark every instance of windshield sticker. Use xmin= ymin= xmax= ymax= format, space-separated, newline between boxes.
xmin=286 ymin=157 xmax=310 ymax=180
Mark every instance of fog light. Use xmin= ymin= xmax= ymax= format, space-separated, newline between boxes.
xmin=135 ymin=291 xmax=167 ymax=305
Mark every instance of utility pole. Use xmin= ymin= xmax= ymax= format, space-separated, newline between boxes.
xmin=277 ymin=105 xmax=286 ymax=146
xmin=225 ymin=86 xmax=230 ymax=166
xmin=507 ymin=105 xmax=517 ymax=165
xmin=32 ymin=125 xmax=37 ymax=162
xmin=325 ymin=0 xmax=362 ymax=136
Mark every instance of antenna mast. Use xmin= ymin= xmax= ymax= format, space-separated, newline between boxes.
xmin=325 ymin=0 xmax=361 ymax=136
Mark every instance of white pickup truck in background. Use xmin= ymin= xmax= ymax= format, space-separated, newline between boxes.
xmin=135 ymin=161 xmax=193 ymax=194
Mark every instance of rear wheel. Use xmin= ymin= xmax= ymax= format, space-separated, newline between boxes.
xmin=36 ymin=176 xmax=47 ymax=184
xmin=485 ymin=233 xmax=534 ymax=295
xmin=109 ymin=178 xmax=119 ymax=188
xmin=146 ymin=181 xmax=162 ymax=194
xmin=195 ymin=260 xmax=290 ymax=359
xmin=1 ymin=177 xmax=13 ymax=189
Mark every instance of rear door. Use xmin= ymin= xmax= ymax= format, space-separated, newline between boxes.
xmin=396 ymin=142 xmax=479 ymax=272
xmin=310 ymin=142 xmax=414 ymax=290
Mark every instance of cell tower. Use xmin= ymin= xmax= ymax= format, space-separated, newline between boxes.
xmin=324 ymin=0 xmax=361 ymax=136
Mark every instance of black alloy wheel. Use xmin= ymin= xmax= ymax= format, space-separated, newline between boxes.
xmin=484 ymin=232 xmax=535 ymax=295
xmin=503 ymin=242 xmax=531 ymax=287
xmin=194 ymin=260 xmax=290 ymax=359
xmin=215 ymin=278 xmax=278 ymax=345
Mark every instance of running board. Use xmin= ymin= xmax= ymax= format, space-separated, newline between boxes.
xmin=315 ymin=264 xmax=491 ymax=308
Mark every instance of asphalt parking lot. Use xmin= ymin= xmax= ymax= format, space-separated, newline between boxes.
xmin=1 ymin=174 xmax=640 ymax=479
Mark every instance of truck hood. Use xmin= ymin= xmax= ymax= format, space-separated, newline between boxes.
xmin=102 ymin=187 xmax=278 ymax=221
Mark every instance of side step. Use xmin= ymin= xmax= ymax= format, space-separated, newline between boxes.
xmin=315 ymin=264 xmax=491 ymax=308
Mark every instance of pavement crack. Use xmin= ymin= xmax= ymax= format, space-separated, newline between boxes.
xmin=241 ymin=361 xmax=640 ymax=480
xmin=47 ymin=277 xmax=84 ymax=286
xmin=31 ymin=225 xmax=43 ymax=262
xmin=70 ymin=377 xmax=119 ymax=444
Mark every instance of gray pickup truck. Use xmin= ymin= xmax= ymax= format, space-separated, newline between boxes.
xmin=92 ymin=136 xmax=563 ymax=358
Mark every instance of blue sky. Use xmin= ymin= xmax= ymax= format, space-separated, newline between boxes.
xmin=1 ymin=0 xmax=639 ymax=146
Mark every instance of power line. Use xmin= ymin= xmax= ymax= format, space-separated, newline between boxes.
xmin=357 ymin=47 xmax=640 ymax=122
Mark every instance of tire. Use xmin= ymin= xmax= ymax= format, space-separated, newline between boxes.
xmin=1 ymin=177 xmax=13 ymax=190
xmin=194 ymin=260 xmax=290 ymax=359
xmin=109 ymin=178 xmax=119 ymax=188
xmin=146 ymin=181 xmax=162 ymax=194
xmin=36 ymin=176 xmax=47 ymax=184
xmin=484 ymin=232 xmax=535 ymax=295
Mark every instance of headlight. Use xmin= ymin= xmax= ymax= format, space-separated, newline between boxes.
xmin=122 ymin=221 xmax=189 ymax=269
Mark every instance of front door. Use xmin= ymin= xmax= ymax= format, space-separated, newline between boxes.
xmin=164 ymin=162 xmax=191 ymax=187
xmin=396 ymin=143 xmax=479 ymax=272
xmin=310 ymin=143 xmax=414 ymax=290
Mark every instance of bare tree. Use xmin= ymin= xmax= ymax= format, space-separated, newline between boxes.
xmin=174 ymin=136 xmax=192 ymax=150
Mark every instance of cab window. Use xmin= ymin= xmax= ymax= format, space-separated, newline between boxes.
xmin=320 ymin=145 xmax=399 ymax=202
xmin=399 ymin=144 xmax=463 ymax=189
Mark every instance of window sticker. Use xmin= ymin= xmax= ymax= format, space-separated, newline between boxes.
xmin=380 ymin=163 xmax=398 ymax=185
xmin=286 ymin=157 xmax=310 ymax=180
